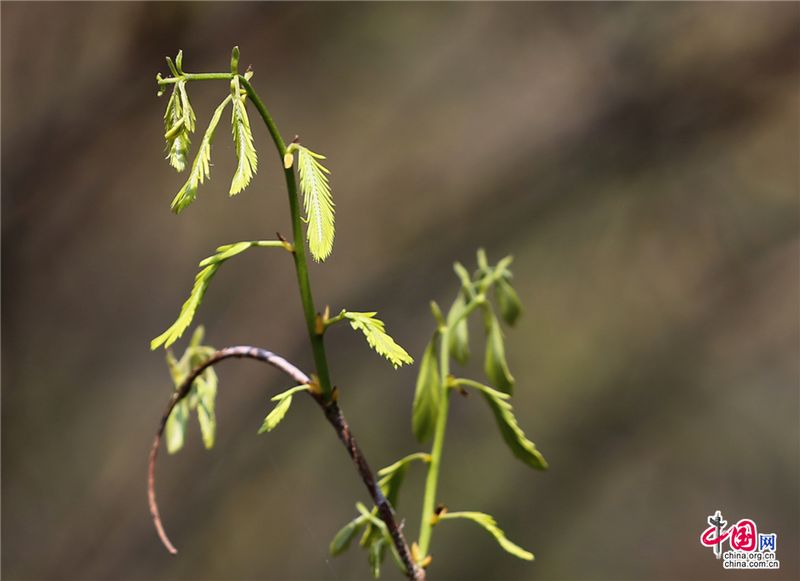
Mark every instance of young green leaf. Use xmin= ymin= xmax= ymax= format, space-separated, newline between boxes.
xmin=258 ymin=396 xmax=293 ymax=434
xmin=170 ymin=95 xmax=233 ymax=213
xmin=330 ymin=514 xmax=369 ymax=556
xmin=412 ymin=336 xmax=441 ymax=442
xmin=484 ymin=310 xmax=515 ymax=394
xmin=229 ymin=88 xmax=258 ymax=196
xmin=163 ymin=81 xmax=192 ymax=172
xmin=296 ymin=145 xmax=335 ymax=261
xmin=369 ymin=538 xmax=387 ymax=579
xmin=151 ymin=240 xmax=275 ymax=350
xmin=165 ymin=399 xmax=189 ymax=454
xmin=194 ymin=369 xmax=218 ymax=449
xmin=354 ymin=502 xmax=405 ymax=574
xmin=377 ymin=453 xmax=430 ymax=506
xmin=496 ymin=278 xmax=522 ymax=326
xmin=188 ymin=325 xmax=205 ymax=348
xmin=476 ymin=248 xmax=489 ymax=273
xmin=163 ymin=328 xmax=219 ymax=453
xmin=453 ymin=261 xmax=475 ymax=294
xmin=377 ymin=454 xmax=429 ymax=511
xmin=447 ymin=294 xmax=470 ymax=365
xmin=257 ymin=384 xmax=309 ymax=434
xmin=151 ymin=264 xmax=219 ymax=350
xmin=178 ymin=80 xmax=197 ymax=134
xmin=165 ymin=349 xmax=184 ymax=385
xmin=362 ymin=452 xmax=429 ymax=563
xmin=377 ymin=452 xmax=431 ymax=481
xmin=439 ymin=511 xmax=534 ymax=561
xmin=343 ymin=311 xmax=414 ymax=368
xmin=456 ymin=378 xmax=548 ymax=470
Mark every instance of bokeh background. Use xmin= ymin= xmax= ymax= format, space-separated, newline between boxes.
xmin=3 ymin=3 xmax=798 ymax=580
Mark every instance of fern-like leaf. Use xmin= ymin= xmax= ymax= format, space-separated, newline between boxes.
xmin=229 ymin=94 xmax=258 ymax=195
xmin=170 ymin=95 xmax=232 ymax=213
xmin=297 ymin=145 xmax=335 ymax=261
xmin=343 ymin=311 xmax=414 ymax=368
xmin=151 ymin=240 xmax=269 ymax=349
xmin=257 ymin=385 xmax=309 ymax=434
xmin=163 ymin=81 xmax=192 ymax=172
xmin=178 ymin=80 xmax=196 ymax=133
xmin=439 ymin=511 xmax=534 ymax=561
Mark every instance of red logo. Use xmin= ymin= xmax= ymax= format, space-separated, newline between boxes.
xmin=701 ymin=518 xmax=757 ymax=552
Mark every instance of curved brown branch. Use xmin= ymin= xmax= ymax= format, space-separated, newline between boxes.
xmin=148 ymin=346 xmax=308 ymax=555
xmin=148 ymin=346 xmax=424 ymax=580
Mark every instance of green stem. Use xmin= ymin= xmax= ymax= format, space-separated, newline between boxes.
xmin=378 ymin=452 xmax=432 ymax=477
xmin=418 ymin=326 xmax=451 ymax=557
xmin=239 ymin=78 xmax=334 ymax=399
xmin=157 ymin=72 xmax=233 ymax=85
xmin=323 ymin=310 xmax=348 ymax=329
xmin=417 ymin=292 xmax=485 ymax=557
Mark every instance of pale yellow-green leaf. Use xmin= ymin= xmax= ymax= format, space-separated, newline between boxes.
xmin=257 ymin=385 xmax=309 ymax=434
xmin=229 ymin=96 xmax=257 ymax=195
xmin=151 ymin=240 xmax=273 ymax=350
xmin=170 ymin=95 xmax=232 ymax=213
xmin=343 ymin=311 xmax=413 ymax=368
xmin=258 ymin=396 xmax=292 ymax=433
xmin=161 ymin=329 xmax=219 ymax=453
xmin=195 ymin=369 xmax=217 ymax=449
xmin=163 ymin=82 xmax=191 ymax=172
xmin=178 ymin=80 xmax=196 ymax=133
xmin=297 ymin=146 xmax=335 ymax=261
xmin=165 ymin=400 xmax=189 ymax=454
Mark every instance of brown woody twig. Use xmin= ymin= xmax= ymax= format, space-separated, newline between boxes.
xmin=148 ymin=346 xmax=424 ymax=581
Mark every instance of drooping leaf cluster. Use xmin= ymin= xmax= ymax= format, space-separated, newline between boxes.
xmin=410 ymin=250 xmax=542 ymax=461
xmin=170 ymin=95 xmax=232 ymax=213
xmin=163 ymin=326 xmax=218 ymax=453
xmin=160 ymin=49 xmax=258 ymax=214
xmin=163 ymin=79 xmax=195 ymax=173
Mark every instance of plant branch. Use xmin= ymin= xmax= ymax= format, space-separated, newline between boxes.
xmin=239 ymin=78 xmax=422 ymax=578
xmin=238 ymin=76 xmax=336 ymax=402
xmin=152 ymin=64 xmax=423 ymax=580
xmin=157 ymin=72 xmax=233 ymax=85
xmin=417 ymin=293 xmax=485 ymax=557
xmin=417 ymin=327 xmax=452 ymax=558
xmin=310 ymin=392 xmax=425 ymax=580
xmin=148 ymin=346 xmax=309 ymax=555
xmin=148 ymin=347 xmax=424 ymax=580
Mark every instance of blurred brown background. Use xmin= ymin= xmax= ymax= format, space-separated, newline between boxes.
xmin=2 ymin=2 xmax=798 ymax=580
